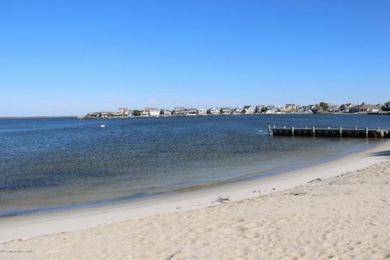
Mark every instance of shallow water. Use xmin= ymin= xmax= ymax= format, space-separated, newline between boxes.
xmin=0 ymin=114 xmax=389 ymax=217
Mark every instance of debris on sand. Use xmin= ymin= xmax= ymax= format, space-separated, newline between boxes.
xmin=214 ymin=196 xmax=230 ymax=203
xmin=290 ymin=191 xmax=306 ymax=196
xmin=308 ymin=178 xmax=322 ymax=184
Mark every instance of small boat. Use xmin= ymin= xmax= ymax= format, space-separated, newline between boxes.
xmin=100 ymin=124 xmax=106 ymax=128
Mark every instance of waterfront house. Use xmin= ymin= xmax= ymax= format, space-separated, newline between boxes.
xmin=100 ymin=112 xmax=111 ymax=118
xmin=357 ymin=103 xmax=382 ymax=113
xmin=311 ymin=102 xmax=331 ymax=114
xmin=140 ymin=109 xmax=149 ymax=117
xmin=140 ymin=108 xmax=160 ymax=117
xmin=127 ymin=110 xmax=134 ymax=117
xmin=118 ymin=107 xmax=129 ymax=116
xmin=368 ymin=104 xmax=382 ymax=113
xmin=185 ymin=108 xmax=198 ymax=116
xmin=149 ymin=108 xmax=160 ymax=117
xmin=243 ymin=105 xmax=254 ymax=114
xmin=339 ymin=103 xmax=354 ymax=113
xmin=160 ymin=109 xmax=172 ymax=116
xmin=208 ymin=107 xmax=220 ymax=115
xmin=264 ymin=105 xmax=278 ymax=114
xmin=297 ymin=105 xmax=312 ymax=113
xmin=220 ymin=107 xmax=232 ymax=115
xmin=349 ymin=103 xmax=366 ymax=113
xmin=86 ymin=112 xmax=100 ymax=118
xmin=328 ymin=105 xmax=340 ymax=113
xmin=232 ymin=107 xmax=242 ymax=114
xmin=111 ymin=111 xmax=124 ymax=118
xmin=255 ymin=105 xmax=265 ymax=113
xmin=198 ymin=108 xmax=207 ymax=115
xmin=173 ymin=107 xmax=186 ymax=116
xmin=284 ymin=104 xmax=297 ymax=113
xmin=349 ymin=103 xmax=364 ymax=113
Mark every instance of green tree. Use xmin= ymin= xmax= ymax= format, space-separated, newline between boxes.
xmin=132 ymin=110 xmax=141 ymax=116
xmin=319 ymin=102 xmax=329 ymax=111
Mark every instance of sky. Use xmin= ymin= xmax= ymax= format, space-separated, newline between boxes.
xmin=0 ymin=0 xmax=389 ymax=116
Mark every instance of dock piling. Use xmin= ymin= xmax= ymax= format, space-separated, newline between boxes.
xmin=270 ymin=126 xmax=389 ymax=139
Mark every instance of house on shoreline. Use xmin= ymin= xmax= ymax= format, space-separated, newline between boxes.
xmin=232 ymin=108 xmax=242 ymax=114
xmin=83 ymin=101 xmax=390 ymax=119
xmin=160 ymin=109 xmax=172 ymax=116
xmin=198 ymin=108 xmax=207 ymax=115
xmin=185 ymin=108 xmax=198 ymax=116
xmin=243 ymin=105 xmax=254 ymax=114
xmin=208 ymin=107 xmax=220 ymax=115
xmin=220 ymin=107 xmax=232 ymax=115
xmin=350 ymin=103 xmax=382 ymax=114
xmin=140 ymin=108 xmax=160 ymax=117
xmin=173 ymin=107 xmax=186 ymax=116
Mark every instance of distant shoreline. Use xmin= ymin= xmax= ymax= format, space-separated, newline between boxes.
xmin=0 ymin=112 xmax=389 ymax=120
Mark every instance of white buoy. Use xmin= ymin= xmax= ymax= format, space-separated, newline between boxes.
xmin=100 ymin=124 xmax=106 ymax=128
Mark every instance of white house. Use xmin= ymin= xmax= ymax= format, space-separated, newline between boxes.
xmin=173 ymin=107 xmax=186 ymax=116
xmin=185 ymin=108 xmax=198 ymax=116
xmin=265 ymin=106 xmax=278 ymax=114
xmin=220 ymin=107 xmax=232 ymax=115
xmin=141 ymin=108 xmax=160 ymax=117
xmin=339 ymin=103 xmax=354 ymax=113
xmin=198 ymin=108 xmax=207 ymax=115
xmin=118 ymin=107 xmax=129 ymax=116
xmin=149 ymin=109 xmax=160 ymax=117
xmin=208 ymin=107 xmax=220 ymax=115
xmin=100 ymin=112 xmax=110 ymax=118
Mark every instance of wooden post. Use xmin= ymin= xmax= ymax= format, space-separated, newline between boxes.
xmin=292 ymin=126 xmax=295 ymax=136
xmin=379 ymin=128 xmax=384 ymax=138
xmin=365 ymin=127 xmax=369 ymax=138
xmin=312 ymin=126 xmax=316 ymax=137
xmin=339 ymin=127 xmax=342 ymax=137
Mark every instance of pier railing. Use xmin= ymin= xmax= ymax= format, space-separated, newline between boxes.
xmin=268 ymin=125 xmax=390 ymax=138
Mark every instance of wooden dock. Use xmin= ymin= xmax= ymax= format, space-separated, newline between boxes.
xmin=268 ymin=125 xmax=390 ymax=138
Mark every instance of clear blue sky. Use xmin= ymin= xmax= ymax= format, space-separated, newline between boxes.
xmin=0 ymin=0 xmax=389 ymax=116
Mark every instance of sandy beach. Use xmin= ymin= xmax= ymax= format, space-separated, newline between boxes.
xmin=1 ymin=140 xmax=389 ymax=259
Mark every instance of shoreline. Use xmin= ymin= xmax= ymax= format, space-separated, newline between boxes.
xmin=1 ymin=112 xmax=388 ymax=120
xmin=0 ymin=138 xmax=371 ymax=219
xmin=0 ymin=140 xmax=389 ymax=243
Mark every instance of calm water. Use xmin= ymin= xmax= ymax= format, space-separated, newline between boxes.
xmin=1 ymin=114 xmax=389 ymax=217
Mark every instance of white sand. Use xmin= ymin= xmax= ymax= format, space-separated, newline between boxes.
xmin=0 ymin=140 xmax=389 ymax=259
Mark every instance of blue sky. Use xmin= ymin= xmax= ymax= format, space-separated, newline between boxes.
xmin=0 ymin=0 xmax=389 ymax=116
